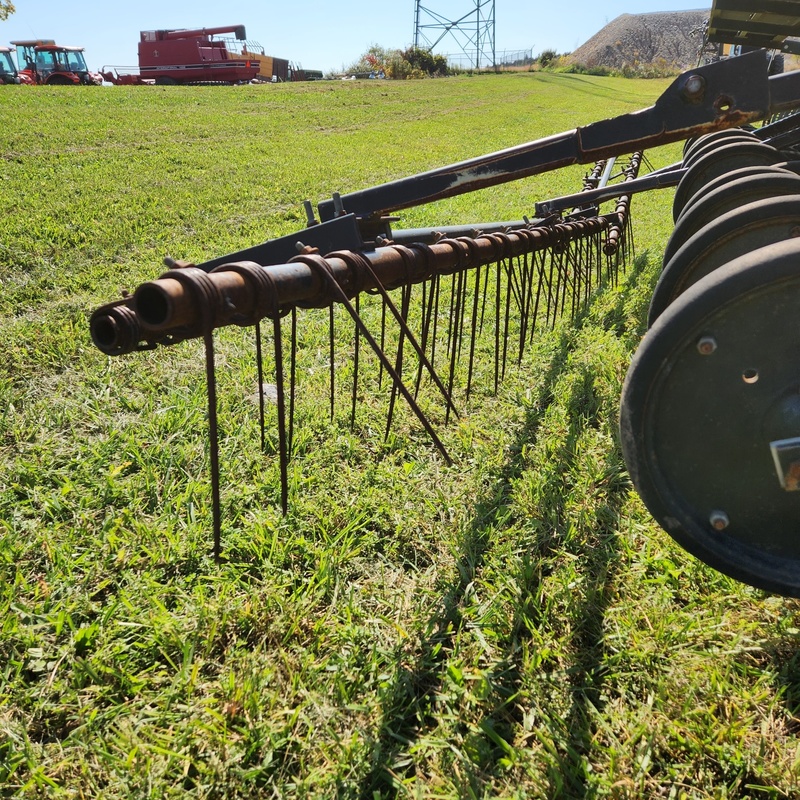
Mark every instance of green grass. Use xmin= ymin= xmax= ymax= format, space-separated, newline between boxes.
xmin=1 ymin=73 xmax=799 ymax=798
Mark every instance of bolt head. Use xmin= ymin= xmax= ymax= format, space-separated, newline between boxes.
xmin=696 ymin=335 xmax=717 ymax=355
xmin=709 ymin=510 xmax=730 ymax=531
xmin=683 ymin=74 xmax=706 ymax=102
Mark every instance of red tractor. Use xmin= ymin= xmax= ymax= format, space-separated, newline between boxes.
xmin=12 ymin=41 xmax=102 ymax=85
xmin=0 ymin=45 xmax=30 ymax=84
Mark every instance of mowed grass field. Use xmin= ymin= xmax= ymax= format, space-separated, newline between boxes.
xmin=1 ymin=73 xmax=799 ymax=798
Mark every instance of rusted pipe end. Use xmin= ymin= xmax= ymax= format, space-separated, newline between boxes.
xmin=134 ymin=278 xmax=189 ymax=330
xmin=89 ymin=302 xmax=141 ymax=356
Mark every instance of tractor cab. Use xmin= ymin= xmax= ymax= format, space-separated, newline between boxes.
xmin=12 ymin=41 xmax=102 ymax=85
xmin=0 ymin=46 xmax=28 ymax=84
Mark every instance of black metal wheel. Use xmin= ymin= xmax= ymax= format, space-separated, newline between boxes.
xmin=672 ymin=142 xmax=783 ymax=221
xmin=650 ymin=196 xmax=800 ymax=325
xmin=621 ymin=238 xmax=800 ymax=597
xmin=683 ymin=130 xmax=758 ymax=168
xmin=683 ymin=128 xmax=757 ymax=161
xmin=676 ymin=165 xmax=793 ymax=223
xmin=662 ymin=171 xmax=800 ymax=266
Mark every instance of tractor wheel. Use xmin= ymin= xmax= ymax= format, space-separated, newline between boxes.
xmin=47 ymin=75 xmax=73 ymax=85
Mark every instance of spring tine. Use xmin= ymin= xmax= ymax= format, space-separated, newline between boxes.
xmin=272 ymin=312 xmax=289 ymax=514
xmin=329 ymin=304 xmax=336 ymax=421
xmin=430 ymin=274 xmax=441 ymax=375
xmin=478 ymin=257 xmax=491 ymax=334
xmin=516 ymin=254 xmax=531 ymax=363
xmin=415 ymin=280 xmax=431 ymax=400
xmin=385 ymin=284 xmax=410 ymax=441
xmin=288 ymin=307 xmax=297 ymax=455
xmin=353 ymin=260 xmax=457 ymax=419
xmin=465 ymin=265 xmax=481 ymax=401
xmin=378 ymin=298 xmax=387 ymax=390
xmin=529 ymin=250 xmax=545 ymax=344
xmin=570 ymin=240 xmax=580 ymax=320
xmin=501 ymin=258 xmax=511 ymax=381
xmin=444 ymin=273 xmax=462 ymax=424
xmin=494 ymin=258 xmax=502 ymax=394
xmin=255 ymin=320 xmax=267 ymax=452
xmin=445 ymin=273 xmax=456 ymax=364
xmin=203 ymin=330 xmax=223 ymax=562
xmin=351 ymin=292 xmax=360 ymax=429
xmin=297 ymin=255 xmax=451 ymax=464
xmin=557 ymin=245 xmax=570 ymax=322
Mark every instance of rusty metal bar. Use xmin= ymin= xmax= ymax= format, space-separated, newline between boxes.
xmin=90 ymin=216 xmax=615 ymax=356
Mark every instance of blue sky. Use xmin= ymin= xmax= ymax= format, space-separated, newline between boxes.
xmin=2 ymin=1 xmax=710 ymax=74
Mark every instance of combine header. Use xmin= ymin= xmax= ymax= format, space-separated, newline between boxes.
xmin=90 ymin=1 xmax=800 ymax=597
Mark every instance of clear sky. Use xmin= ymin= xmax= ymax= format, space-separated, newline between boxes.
xmin=2 ymin=0 xmax=710 ymax=75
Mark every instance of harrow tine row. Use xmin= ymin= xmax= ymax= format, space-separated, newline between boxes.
xmin=91 ymin=155 xmax=641 ymax=551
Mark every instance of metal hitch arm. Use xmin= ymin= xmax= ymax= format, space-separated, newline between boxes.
xmin=317 ymin=51 xmax=796 ymax=222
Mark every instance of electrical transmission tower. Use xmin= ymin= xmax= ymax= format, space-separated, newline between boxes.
xmin=413 ymin=0 xmax=496 ymax=70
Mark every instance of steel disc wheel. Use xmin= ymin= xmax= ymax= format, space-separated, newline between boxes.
xmin=676 ymin=164 xmax=792 ymax=223
xmin=683 ymin=130 xmax=759 ymax=168
xmin=662 ymin=171 xmax=800 ymax=266
xmin=682 ymin=128 xmax=757 ymax=162
xmin=672 ymin=142 xmax=783 ymax=221
xmin=650 ymin=195 xmax=800 ymax=325
xmin=621 ymin=238 xmax=800 ymax=597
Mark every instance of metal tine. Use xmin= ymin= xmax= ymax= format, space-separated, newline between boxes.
xmin=328 ymin=304 xmax=336 ymax=421
xmin=255 ymin=320 xmax=267 ymax=452
xmin=350 ymin=292 xmax=360 ymax=430
xmin=353 ymin=254 xmax=458 ymax=420
xmin=494 ymin=257 xmax=502 ymax=394
xmin=271 ymin=311 xmax=289 ymax=514
xmin=378 ymin=299 xmax=387 ymax=390
xmin=445 ymin=271 xmax=457 ymax=369
xmin=545 ymin=248 xmax=557 ymax=329
xmin=478 ymin=257 xmax=491 ymax=334
xmin=296 ymin=255 xmax=452 ymax=464
xmin=559 ymin=242 xmax=571 ymax=322
xmin=501 ymin=257 xmax=512 ymax=381
xmin=430 ymin=274 xmax=441 ymax=379
xmin=385 ymin=284 xmax=411 ymax=441
xmin=288 ymin=307 xmax=297 ymax=455
xmin=414 ymin=279 xmax=432 ymax=400
xmin=203 ymin=330 xmax=223 ymax=562
xmin=465 ymin=265 xmax=481 ymax=401
xmin=529 ymin=249 xmax=547 ymax=345
xmin=516 ymin=252 xmax=532 ymax=364
xmin=445 ymin=270 xmax=466 ymax=423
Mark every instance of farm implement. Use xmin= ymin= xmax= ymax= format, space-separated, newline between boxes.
xmin=101 ymin=25 xmax=261 ymax=86
xmin=90 ymin=5 xmax=800 ymax=596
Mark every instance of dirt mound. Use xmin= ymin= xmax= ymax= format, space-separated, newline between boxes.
xmin=569 ymin=10 xmax=709 ymax=71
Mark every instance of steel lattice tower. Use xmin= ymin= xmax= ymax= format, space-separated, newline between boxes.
xmin=413 ymin=0 xmax=496 ymax=70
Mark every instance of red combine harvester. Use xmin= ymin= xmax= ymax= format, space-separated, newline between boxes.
xmin=101 ymin=25 xmax=260 ymax=85
xmin=12 ymin=41 xmax=102 ymax=85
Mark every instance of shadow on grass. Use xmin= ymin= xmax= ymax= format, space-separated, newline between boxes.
xmin=357 ymin=252 xmax=654 ymax=798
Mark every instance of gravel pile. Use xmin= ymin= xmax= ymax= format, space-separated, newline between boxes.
xmin=569 ymin=10 xmax=710 ymax=71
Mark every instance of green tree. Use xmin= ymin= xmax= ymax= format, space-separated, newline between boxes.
xmin=0 ymin=1 xmax=15 ymax=21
